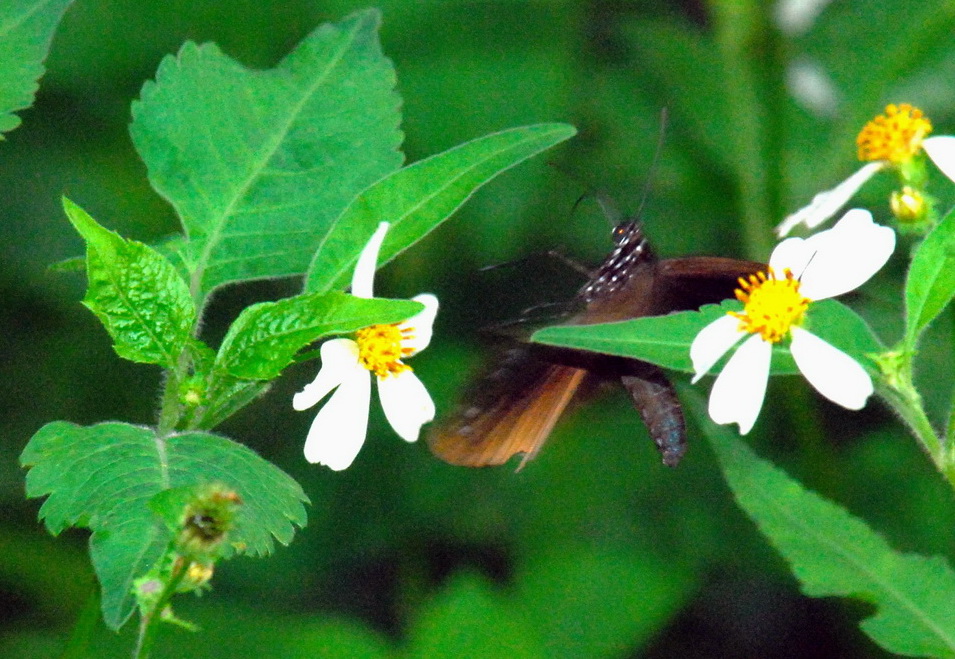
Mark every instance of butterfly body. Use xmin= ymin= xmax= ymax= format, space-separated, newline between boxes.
xmin=429 ymin=221 xmax=761 ymax=469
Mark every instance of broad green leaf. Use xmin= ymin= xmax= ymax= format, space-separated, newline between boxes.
xmin=215 ymin=291 xmax=423 ymax=380
xmin=904 ymin=205 xmax=955 ymax=348
xmin=63 ymin=197 xmax=196 ymax=368
xmin=407 ymin=574 xmax=545 ymax=659
xmin=20 ymin=421 xmax=308 ymax=630
xmin=696 ymin=398 xmax=955 ymax=658
xmin=0 ymin=0 xmax=73 ymax=136
xmin=304 ymin=123 xmax=576 ymax=294
xmin=130 ymin=9 xmax=403 ymax=295
xmin=532 ymin=298 xmax=883 ymax=376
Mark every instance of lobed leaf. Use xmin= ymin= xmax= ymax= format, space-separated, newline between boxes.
xmin=696 ymin=397 xmax=955 ymax=658
xmin=532 ymin=298 xmax=883 ymax=376
xmin=0 ymin=0 xmax=73 ymax=136
xmin=63 ymin=197 xmax=196 ymax=368
xmin=130 ymin=9 xmax=403 ymax=295
xmin=304 ymin=123 xmax=576 ymax=294
xmin=215 ymin=291 xmax=423 ymax=380
xmin=20 ymin=421 xmax=308 ymax=630
xmin=904 ymin=205 xmax=955 ymax=349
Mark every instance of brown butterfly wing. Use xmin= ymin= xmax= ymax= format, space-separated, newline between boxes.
xmin=428 ymin=346 xmax=587 ymax=469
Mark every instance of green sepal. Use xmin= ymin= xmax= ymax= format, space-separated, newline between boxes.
xmin=63 ymin=197 xmax=196 ymax=369
xmin=904 ymin=203 xmax=955 ymax=350
xmin=214 ymin=291 xmax=424 ymax=380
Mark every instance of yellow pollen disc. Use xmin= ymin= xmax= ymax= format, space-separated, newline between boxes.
xmin=856 ymin=103 xmax=932 ymax=164
xmin=730 ymin=268 xmax=810 ymax=343
xmin=355 ymin=323 xmax=414 ymax=378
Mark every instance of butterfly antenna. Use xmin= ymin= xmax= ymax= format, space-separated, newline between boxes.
xmin=631 ymin=107 xmax=669 ymax=221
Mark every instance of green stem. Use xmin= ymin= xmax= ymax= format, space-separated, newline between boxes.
xmin=132 ymin=559 xmax=190 ymax=659
xmin=59 ymin=580 xmax=100 ymax=659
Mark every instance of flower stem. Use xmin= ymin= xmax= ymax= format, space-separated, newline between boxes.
xmin=132 ymin=560 xmax=190 ymax=659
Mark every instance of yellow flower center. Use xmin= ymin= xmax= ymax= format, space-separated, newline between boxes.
xmin=730 ymin=269 xmax=811 ymax=343
xmin=856 ymin=103 xmax=932 ymax=164
xmin=356 ymin=323 xmax=414 ymax=378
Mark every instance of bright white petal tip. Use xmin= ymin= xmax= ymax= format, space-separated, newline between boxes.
xmin=378 ymin=370 xmax=436 ymax=442
xmin=775 ymin=162 xmax=884 ymax=237
xmin=351 ymin=221 xmax=390 ymax=298
xmin=796 ymin=208 xmax=895 ymax=300
xmin=923 ymin=135 xmax=955 ymax=184
xmin=292 ymin=339 xmax=361 ymax=410
xmin=400 ymin=293 xmax=439 ymax=354
xmin=707 ymin=335 xmax=772 ymax=435
xmin=302 ymin=368 xmax=372 ymax=469
xmin=790 ymin=327 xmax=873 ymax=410
xmin=690 ymin=315 xmax=746 ymax=383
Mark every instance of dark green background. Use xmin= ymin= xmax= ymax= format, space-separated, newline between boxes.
xmin=4 ymin=1 xmax=955 ymax=656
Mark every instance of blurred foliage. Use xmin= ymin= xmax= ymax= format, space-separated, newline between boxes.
xmin=3 ymin=0 xmax=955 ymax=657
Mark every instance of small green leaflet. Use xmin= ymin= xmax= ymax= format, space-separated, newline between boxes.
xmin=0 ymin=0 xmax=74 ymax=136
xmin=215 ymin=291 xmax=424 ymax=380
xmin=695 ymin=396 xmax=955 ymax=658
xmin=904 ymin=204 xmax=955 ymax=349
xmin=305 ymin=123 xmax=577 ymax=294
xmin=130 ymin=8 xmax=404 ymax=295
xmin=532 ymin=298 xmax=883 ymax=377
xmin=63 ymin=197 xmax=196 ymax=369
xmin=20 ymin=421 xmax=309 ymax=630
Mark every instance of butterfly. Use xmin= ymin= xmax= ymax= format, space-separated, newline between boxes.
xmin=427 ymin=218 xmax=763 ymax=469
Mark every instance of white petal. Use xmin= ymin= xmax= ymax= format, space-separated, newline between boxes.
xmin=377 ymin=369 xmax=436 ymax=442
xmin=690 ymin=315 xmax=747 ymax=383
xmin=774 ymin=162 xmax=885 ymax=237
xmin=708 ymin=335 xmax=772 ymax=435
xmin=302 ymin=367 xmax=372 ymax=469
xmin=790 ymin=327 xmax=873 ymax=410
xmin=351 ymin=221 xmax=390 ymax=298
xmin=923 ymin=135 xmax=955 ymax=183
xmin=769 ymin=236 xmax=815 ymax=278
xmin=399 ymin=293 xmax=439 ymax=354
xmin=797 ymin=209 xmax=895 ymax=300
xmin=292 ymin=339 xmax=362 ymax=410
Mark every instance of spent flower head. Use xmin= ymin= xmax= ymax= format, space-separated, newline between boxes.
xmin=776 ymin=103 xmax=955 ymax=236
xmin=692 ymin=209 xmax=895 ymax=434
xmin=293 ymin=222 xmax=438 ymax=470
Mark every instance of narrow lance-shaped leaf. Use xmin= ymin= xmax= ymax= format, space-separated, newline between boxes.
xmin=215 ymin=291 xmax=423 ymax=380
xmin=532 ymin=299 xmax=883 ymax=377
xmin=63 ymin=197 xmax=196 ymax=368
xmin=904 ymin=204 xmax=955 ymax=349
xmin=0 ymin=0 xmax=74 ymax=136
xmin=305 ymin=123 xmax=577 ymax=294
xmin=694 ymin=395 xmax=955 ymax=658
xmin=130 ymin=8 xmax=403 ymax=295
xmin=20 ymin=421 xmax=308 ymax=630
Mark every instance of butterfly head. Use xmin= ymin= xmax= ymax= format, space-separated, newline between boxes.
xmin=581 ymin=221 xmax=652 ymax=303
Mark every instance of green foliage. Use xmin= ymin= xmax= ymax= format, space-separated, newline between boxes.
xmin=20 ymin=421 xmax=308 ymax=630
xmin=698 ymin=397 xmax=955 ymax=658
xmin=63 ymin=197 xmax=196 ymax=369
xmin=130 ymin=8 xmax=403 ymax=295
xmin=305 ymin=123 xmax=577 ymax=294
xmin=215 ymin=292 xmax=423 ymax=380
xmin=0 ymin=0 xmax=73 ymax=136
xmin=904 ymin=205 xmax=955 ymax=349
xmin=532 ymin=299 xmax=883 ymax=376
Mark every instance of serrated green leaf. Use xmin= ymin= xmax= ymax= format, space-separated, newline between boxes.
xmin=304 ymin=123 xmax=576 ymax=294
xmin=695 ymin=397 xmax=955 ymax=658
xmin=130 ymin=8 xmax=403 ymax=295
xmin=407 ymin=574 xmax=546 ymax=659
xmin=0 ymin=0 xmax=73 ymax=136
xmin=904 ymin=205 xmax=955 ymax=349
xmin=63 ymin=197 xmax=196 ymax=368
xmin=532 ymin=298 xmax=883 ymax=376
xmin=215 ymin=291 xmax=423 ymax=380
xmin=20 ymin=421 xmax=308 ymax=630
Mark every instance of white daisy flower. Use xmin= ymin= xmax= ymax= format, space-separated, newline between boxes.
xmin=293 ymin=222 xmax=438 ymax=470
xmin=692 ymin=209 xmax=894 ymax=434
xmin=776 ymin=103 xmax=955 ymax=236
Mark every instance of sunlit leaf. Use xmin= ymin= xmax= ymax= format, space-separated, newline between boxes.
xmin=130 ymin=9 xmax=403 ymax=295
xmin=21 ymin=421 xmax=308 ymax=630
xmin=904 ymin=205 xmax=955 ymax=348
